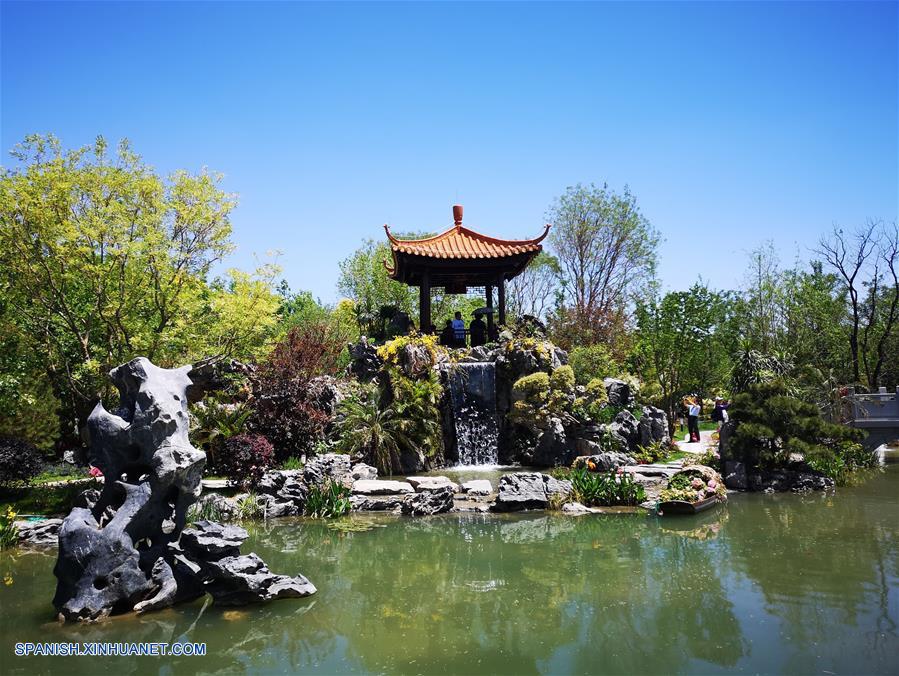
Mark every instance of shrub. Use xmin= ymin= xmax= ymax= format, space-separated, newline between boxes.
xmin=190 ymin=395 xmax=252 ymax=471
xmin=806 ymin=441 xmax=879 ymax=485
xmin=335 ymin=379 xmax=440 ymax=474
xmin=235 ymin=492 xmax=266 ymax=520
xmin=0 ymin=505 xmax=19 ymax=549
xmin=573 ymin=377 xmax=610 ymax=422
xmin=280 ymin=456 xmax=304 ymax=470
xmin=692 ymin=449 xmax=721 ymax=471
xmin=569 ymin=468 xmax=646 ymax=506
xmin=728 ymin=380 xmax=863 ymax=470
xmin=305 ymin=479 xmax=351 ymax=518
xmin=249 ymin=322 xmax=344 ymax=462
xmin=634 ymin=440 xmax=673 ymax=464
xmin=187 ymin=497 xmax=225 ymax=524
xmin=217 ymin=434 xmax=275 ymax=490
xmin=512 ymin=372 xmax=550 ymax=402
xmin=569 ymin=344 xmax=618 ymax=385
xmin=0 ymin=437 xmax=44 ymax=489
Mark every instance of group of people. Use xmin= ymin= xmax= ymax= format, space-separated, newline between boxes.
xmin=682 ymin=396 xmax=730 ymax=443
xmin=438 ymin=311 xmax=496 ymax=348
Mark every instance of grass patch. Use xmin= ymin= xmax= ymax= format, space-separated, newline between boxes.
xmin=0 ymin=480 xmax=99 ymax=516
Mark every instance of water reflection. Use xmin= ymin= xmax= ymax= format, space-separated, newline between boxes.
xmin=1 ymin=470 xmax=897 ymax=675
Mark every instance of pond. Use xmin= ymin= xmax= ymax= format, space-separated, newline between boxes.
xmin=2 ymin=467 xmax=898 ymax=675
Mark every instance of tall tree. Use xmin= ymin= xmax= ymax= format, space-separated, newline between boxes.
xmin=0 ymin=134 xmax=280 ymax=439
xmin=506 ymin=252 xmax=561 ymax=321
xmin=547 ymin=183 xmax=660 ymax=347
xmin=817 ymin=221 xmax=899 ymax=389
xmin=633 ymin=283 xmax=737 ymax=434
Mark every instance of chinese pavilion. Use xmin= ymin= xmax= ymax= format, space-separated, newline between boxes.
xmin=384 ymin=205 xmax=549 ymax=333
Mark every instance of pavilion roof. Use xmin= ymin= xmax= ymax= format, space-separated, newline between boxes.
xmin=383 ymin=205 xmax=549 ymax=278
xmin=384 ymin=222 xmax=549 ymax=261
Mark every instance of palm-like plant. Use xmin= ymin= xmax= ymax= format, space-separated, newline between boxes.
xmin=336 ymin=381 xmax=440 ymax=474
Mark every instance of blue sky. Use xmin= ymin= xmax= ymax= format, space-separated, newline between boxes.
xmin=2 ymin=1 xmax=896 ymax=303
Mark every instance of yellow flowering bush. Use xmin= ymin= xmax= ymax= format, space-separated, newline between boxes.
xmin=0 ymin=505 xmax=19 ymax=550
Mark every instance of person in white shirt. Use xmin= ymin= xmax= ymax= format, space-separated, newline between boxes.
xmin=687 ymin=398 xmax=701 ymax=443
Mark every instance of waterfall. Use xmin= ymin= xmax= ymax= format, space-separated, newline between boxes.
xmin=446 ymin=362 xmax=499 ymax=466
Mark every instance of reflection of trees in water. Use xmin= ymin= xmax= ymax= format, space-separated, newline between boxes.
xmin=722 ymin=480 xmax=899 ymax=671
xmin=244 ymin=512 xmax=744 ymax=674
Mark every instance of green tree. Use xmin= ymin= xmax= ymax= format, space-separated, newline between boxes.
xmin=0 ymin=134 xmax=280 ymax=442
xmin=634 ymin=283 xmax=737 ymax=432
xmin=547 ymin=183 xmax=660 ymax=348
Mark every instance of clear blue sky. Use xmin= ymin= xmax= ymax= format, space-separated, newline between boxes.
xmin=2 ymin=1 xmax=896 ymax=303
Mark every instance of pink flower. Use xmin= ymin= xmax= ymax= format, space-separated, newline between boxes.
xmin=89 ymin=466 xmax=103 ymax=477
xmin=691 ymin=478 xmax=704 ymax=490
xmin=707 ymin=480 xmax=717 ymax=489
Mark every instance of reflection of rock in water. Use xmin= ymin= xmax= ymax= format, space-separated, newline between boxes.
xmin=497 ymin=515 xmax=577 ymax=544
xmin=446 ymin=363 xmax=499 ymax=465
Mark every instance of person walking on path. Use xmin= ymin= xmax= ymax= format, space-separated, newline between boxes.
xmin=687 ymin=397 xmax=701 ymax=443
xmin=711 ymin=397 xmax=729 ymax=430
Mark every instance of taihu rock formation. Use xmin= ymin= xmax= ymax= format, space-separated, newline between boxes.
xmin=52 ymin=357 xmax=315 ymax=623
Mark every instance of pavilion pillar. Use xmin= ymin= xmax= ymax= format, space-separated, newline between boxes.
xmin=419 ymin=272 xmax=431 ymax=333
xmin=497 ymin=275 xmax=506 ymax=325
xmin=485 ymin=284 xmax=495 ymax=336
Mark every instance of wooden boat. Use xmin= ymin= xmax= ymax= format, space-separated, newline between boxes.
xmin=656 ymin=495 xmax=720 ymax=516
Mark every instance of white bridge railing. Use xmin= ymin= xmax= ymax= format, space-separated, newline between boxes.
xmin=844 ymin=386 xmax=899 ymax=424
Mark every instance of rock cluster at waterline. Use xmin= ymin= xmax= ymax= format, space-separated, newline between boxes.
xmin=52 ymin=358 xmax=315 ymax=623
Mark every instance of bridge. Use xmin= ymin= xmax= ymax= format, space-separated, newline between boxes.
xmin=844 ymin=387 xmax=899 ymax=451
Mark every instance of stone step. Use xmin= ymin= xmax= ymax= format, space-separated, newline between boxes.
xmin=351 ymin=479 xmax=414 ymax=495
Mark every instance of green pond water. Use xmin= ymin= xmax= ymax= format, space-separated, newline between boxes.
xmin=2 ymin=467 xmax=898 ymax=675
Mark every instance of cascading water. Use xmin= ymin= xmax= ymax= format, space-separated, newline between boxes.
xmin=446 ymin=362 xmax=499 ymax=466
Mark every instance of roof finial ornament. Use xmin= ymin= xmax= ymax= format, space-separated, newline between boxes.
xmin=453 ymin=204 xmax=463 ymax=227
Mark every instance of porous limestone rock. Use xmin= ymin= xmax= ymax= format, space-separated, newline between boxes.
xmin=604 ymin=378 xmax=632 ymax=407
xmin=492 ymin=473 xmax=572 ymax=512
xmin=16 ymin=518 xmax=62 ymax=547
xmin=303 ymin=453 xmax=353 ymax=487
xmin=52 ymin=357 xmax=315 ymax=623
xmin=402 ymin=486 xmax=454 ymax=516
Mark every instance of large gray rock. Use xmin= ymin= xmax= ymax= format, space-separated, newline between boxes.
xmin=610 ymin=410 xmax=640 ymax=449
xmin=638 ymin=406 xmax=670 ymax=447
xmin=258 ymin=469 xmax=307 ymax=511
xmin=492 ymin=473 xmax=572 ymax=512
xmin=532 ymin=417 xmax=576 ymax=467
xmin=303 ymin=453 xmax=352 ymax=487
xmin=16 ymin=518 xmax=62 ymax=547
xmin=406 ymin=476 xmax=459 ymax=492
xmin=723 ymin=460 xmax=747 ymax=490
xmin=351 ymin=463 xmax=378 ymax=481
xmin=347 ymin=337 xmax=383 ymax=381
xmin=305 ymin=376 xmax=345 ymax=417
xmin=350 ymin=494 xmax=410 ymax=512
xmin=352 ymin=479 xmax=414 ymax=495
xmin=197 ymin=552 xmax=316 ymax=606
xmin=180 ymin=520 xmax=246 ymax=558
xmin=461 ymin=479 xmax=493 ymax=495
xmin=604 ymin=378 xmax=632 ymax=407
xmin=52 ymin=357 xmax=315 ymax=623
xmin=402 ymin=486 xmax=454 ymax=516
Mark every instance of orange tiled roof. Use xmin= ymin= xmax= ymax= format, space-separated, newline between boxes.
xmin=384 ymin=223 xmax=550 ymax=260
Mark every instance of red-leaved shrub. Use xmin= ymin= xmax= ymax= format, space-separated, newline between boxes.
xmin=217 ymin=434 xmax=275 ymax=489
xmin=249 ymin=323 xmax=344 ymax=461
